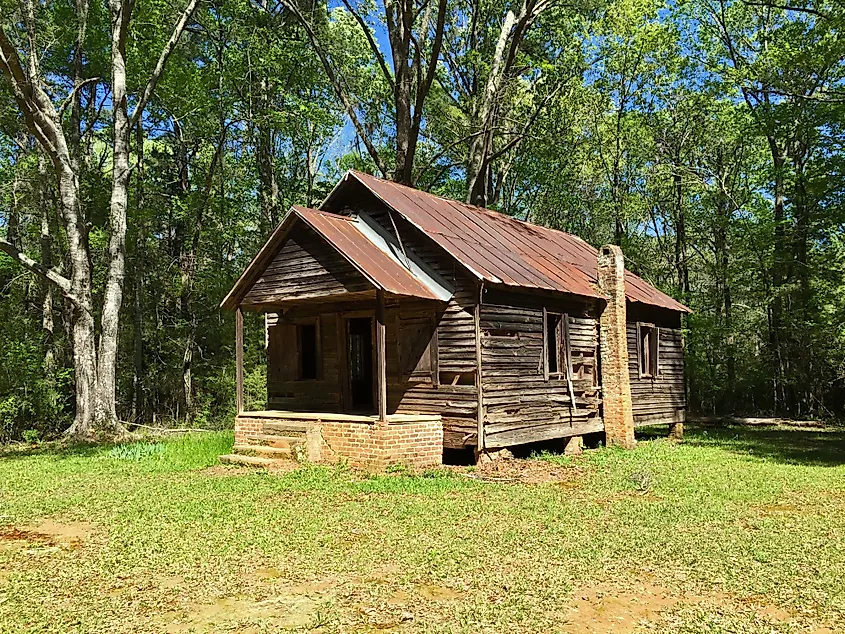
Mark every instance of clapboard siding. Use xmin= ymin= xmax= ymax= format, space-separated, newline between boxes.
xmin=479 ymin=290 xmax=603 ymax=448
xmin=243 ymin=223 xmax=371 ymax=306
xmin=627 ymin=304 xmax=686 ymax=426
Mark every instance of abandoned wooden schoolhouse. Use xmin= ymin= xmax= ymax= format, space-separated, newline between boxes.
xmin=220 ymin=170 xmax=690 ymax=469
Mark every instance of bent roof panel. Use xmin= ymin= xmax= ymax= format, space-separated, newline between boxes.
xmin=324 ymin=171 xmax=689 ymax=313
xmin=293 ymin=206 xmax=445 ymax=301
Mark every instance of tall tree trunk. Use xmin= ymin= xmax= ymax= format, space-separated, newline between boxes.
xmin=466 ymin=7 xmax=514 ymax=206
xmin=59 ymin=165 xmax=98 ymax=436
xmin=672 ymin=163 xmax=690 ymax=299
xmin=8 ymin=140 xmax=22 ymax=250
xmin=713 ymin=153 xmax=734 ymax=411
xmin=132 ymin=123 xmax=145 ymax=422
xmin=38 ymin=154 xmax=56 ymax=403
xmin=767 ymin=136 xmax=788 ymax=414
xmin=96 ymin=0 xmax=133 ymax=429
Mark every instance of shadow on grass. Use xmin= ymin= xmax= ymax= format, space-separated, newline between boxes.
xmin=676 ymin=423 xmax=845 ymax=467
xmin=0 ymin=440 xmax=116 ymax=461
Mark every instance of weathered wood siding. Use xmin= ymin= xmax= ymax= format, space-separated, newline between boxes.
xmin=479 ymin=289 xmax=603 ymax=448
xmin=627 ymin=304 xmax=686 ymax=425
xmin=242 ymin=223 xmax=371 ymax=306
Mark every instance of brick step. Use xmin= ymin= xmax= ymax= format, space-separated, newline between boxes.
xmin=263 ymin=421 xmax=311 ymax=437
xmin=244 ymin=434 xmax=305 ymax=449
xmin=219 ymin=454 xmax=286 ymax=468
xmin=233 ymin=444 xmax=292 ymax=458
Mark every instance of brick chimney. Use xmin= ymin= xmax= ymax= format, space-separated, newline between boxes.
xmin=597 ymin=245 xmax=636 ymax=449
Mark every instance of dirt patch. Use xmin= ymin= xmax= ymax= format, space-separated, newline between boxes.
xmin=455 ymin=458 xmax=586 ymax=485
xmin=266 ymin=460 xmax=303 ymax=475
xmin=0 ymin=520 xmax=94 ymax=551
xmin=159 ymin=579 xmax=339 ymax=633
xmin=562 ymin=582 xmax=679 ymax=633
xmin=161 ymin=594 xmax=320 ymax=633
xmin=561 ymin=580 xmax=836 ymax=633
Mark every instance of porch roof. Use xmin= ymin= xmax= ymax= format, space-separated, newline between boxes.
xmin=221 ymin=206 xmax=451 ymax=310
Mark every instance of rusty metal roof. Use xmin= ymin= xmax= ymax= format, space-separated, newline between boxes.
xmin=323 ymin=171 xmax=690 ymax=313
xmin=220 ymin=206 xmax=447 ymax=309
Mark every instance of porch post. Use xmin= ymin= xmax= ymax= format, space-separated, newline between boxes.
xmin=376 ymin=290 xmax=387 ymax=422
xmin=235 ymin=306 xmax=244 ymax=414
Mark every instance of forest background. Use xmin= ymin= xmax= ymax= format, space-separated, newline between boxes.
xmin=1 ymin=0 xmax=843 ymax=439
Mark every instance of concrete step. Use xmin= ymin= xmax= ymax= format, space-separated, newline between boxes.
xmin=219 ymin=453 xmax=285 ymax=468
xmin=233 ymin=444 xmax=292 ymax=458
xmin=244 ymin=434 xmax=304 ymax=449
xmin=264 ymin=421 xmax=311 ymax=437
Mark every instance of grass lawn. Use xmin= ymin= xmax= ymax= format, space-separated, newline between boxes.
xmin=1 ymin=424 xmax=844 ymax=633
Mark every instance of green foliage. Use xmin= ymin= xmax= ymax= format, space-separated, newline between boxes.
xmin=108 ymin=441 xmax=166 ymax=461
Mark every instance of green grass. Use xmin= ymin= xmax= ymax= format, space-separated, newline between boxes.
xmin=0 ymin=424 xmax=843 ymax=633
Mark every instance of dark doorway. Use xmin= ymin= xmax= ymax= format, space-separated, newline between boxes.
xmin=347 ymin=317 xmax=374 ymax=410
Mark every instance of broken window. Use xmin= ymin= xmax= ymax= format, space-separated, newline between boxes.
xmin=638 ymin=323 xmax=659 ymax=378
xmin=543 ymin=310 xmax=571 ymax=380
xmin=297 ymin=322 xmax=319 ymax=380
xmin=398 ymin=315 xmax=437 ymax=383
xmin=439 ymin=371 xmax=475 ymax=386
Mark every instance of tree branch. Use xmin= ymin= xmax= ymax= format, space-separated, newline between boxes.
xmin=59 ymin=76 xmax=101 ymax=118
xmin=129 ymin=0 xmax=201 ymax=127
xmin=741 ymin=0 xmax=830 ymax=18
xmin=0 ymin=237 xmax=82 ymax=307
xmin=412 ymin=0 xmax=446 ymax=133
xmin=271 ymin=0 xmax=388 ymax=176
xmin=0 ymin=27 xmax=65 ymax=162
xmin=339 ymin=0 xmax=395 ymax=90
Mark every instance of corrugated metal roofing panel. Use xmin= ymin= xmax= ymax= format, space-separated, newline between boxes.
xmin=328 ymin=171 xmax=689 ymax=313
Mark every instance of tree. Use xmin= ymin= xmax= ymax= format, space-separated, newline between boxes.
xmin=0 ymin=0 xmax=198 ymax=435
xmin=263 ymin=0 xmax=446 ymax=185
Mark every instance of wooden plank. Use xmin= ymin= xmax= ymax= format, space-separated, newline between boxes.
xmin=235 ymin=307 xmax=244 ymax=414
xmin=475 ymin=286 xmax=484 ymax=451
xmin=376 ymin=290 xmax=387 ymax=422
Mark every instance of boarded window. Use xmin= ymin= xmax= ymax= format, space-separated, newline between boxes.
xmin=398 ymin=315 xmax=436 ymax=383
xmin=543 ymin=310 xmax=571 ymax=380
xmin=297 ymin=322 xmax=320 ymax=380
xmin=638 ymin=323 xmax=659 ymax=378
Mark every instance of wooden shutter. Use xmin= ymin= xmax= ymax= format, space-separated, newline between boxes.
xmin=398 ymin=315 xmax=435 ymax=382
xmin=542 ymin=307 xmax=549 ymax=380
xmin=652 ymin=326 xmax=660 ymax=376
xmin=267 ymin=322 xmax=298 ymax=385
